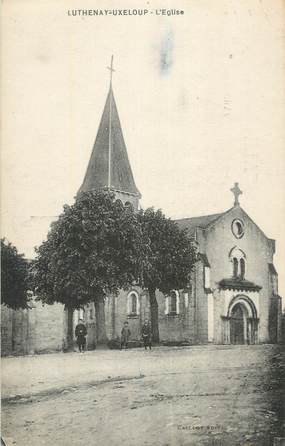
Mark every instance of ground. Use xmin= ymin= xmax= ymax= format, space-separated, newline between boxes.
xmin=1 ymin=344 xmax=285 ymax=446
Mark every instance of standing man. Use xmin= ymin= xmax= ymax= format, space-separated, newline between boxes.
xmin=141 ymin=319 xmax=152 ymax=350
xmin=75 ymin=318 xmax=87 ymax=353
xmin=121 ymin=321 xmax=131 ymax=350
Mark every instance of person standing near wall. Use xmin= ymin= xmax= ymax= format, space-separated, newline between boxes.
xmin=120 ymin=321 xmax=131 ymax=350
xmin=141 ymin=319 xmax=152 ymax=350
xmin=75 ymin=318 xmax=87 ymax=353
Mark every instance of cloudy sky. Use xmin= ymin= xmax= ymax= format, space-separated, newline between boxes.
xmin=2 ymin=0 xmax=285 ymax=298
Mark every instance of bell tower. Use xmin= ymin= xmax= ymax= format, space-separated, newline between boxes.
xmin=78 ymin=56 xmax=141 ymax=209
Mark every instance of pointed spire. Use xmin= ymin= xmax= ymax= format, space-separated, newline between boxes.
xmin=78 ymin=64 xmax=141 ymax=202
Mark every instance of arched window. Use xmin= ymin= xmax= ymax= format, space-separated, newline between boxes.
xmin=165 ymin=290 xmax=180 ymax=315
xmin=167 ymin=290 xmax=179 ymax=315
xmin=131 ymin=293 xmax=137 ymax=314
xmin=233 ymin=258 xmax=239 ymax=278
xmin=229 ymin=247 xmax=246 ymax=279
xmin=240 ymin=258 xmax=245 ymax=280
xmin=127 ymin=291 xmax=139 ymax=316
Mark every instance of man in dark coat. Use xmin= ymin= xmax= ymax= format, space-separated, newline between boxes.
xmin=141 ymin=319 xmax=152 ymax=350
xmin=121 ymin=321 xmax=131 ymax=350
xmin=75 ymin=318 xmax=87 ymax=353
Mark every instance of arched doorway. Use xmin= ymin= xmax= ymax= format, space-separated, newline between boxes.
xmin=230 ymin=303 xmax=247 ymax=344
xmin=228 ymin=295 xmax=259 ymax=345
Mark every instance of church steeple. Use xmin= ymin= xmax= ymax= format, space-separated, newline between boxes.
xmin=78 ymin=57 xmax=141 ymax=208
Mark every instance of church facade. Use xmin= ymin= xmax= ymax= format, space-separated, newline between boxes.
xmin=83 ymin=196 xmax=282 ymax=347
xmin=75 ymin=78 xmax=282 ymax=347
xmin=1 ymin=74 xmax=282 ymax=356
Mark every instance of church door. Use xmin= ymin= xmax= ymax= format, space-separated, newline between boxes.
xmin=230 ymin=304 xmax=245 ymax=344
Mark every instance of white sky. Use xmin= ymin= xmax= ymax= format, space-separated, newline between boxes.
xmin=1 ymin=0 xmax=285 ymax=301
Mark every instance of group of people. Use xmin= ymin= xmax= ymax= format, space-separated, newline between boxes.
xmin=120 ymin=320 xmax=152 ymax=350
xmin=75 ymin=319 xmax=152 ymax=353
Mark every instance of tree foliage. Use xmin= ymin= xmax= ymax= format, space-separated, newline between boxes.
xmin=138 ymin=208 xmax=196 ymax=293
xmin=32 ymin=192 xmax=196 ymax=344
xmin=1 ymin=238 xmax=29 ymax=309
xmin=138 ymin=208 xmax=197 ymax=341
xmin=32 ymin=191 xmax=147 ymax=309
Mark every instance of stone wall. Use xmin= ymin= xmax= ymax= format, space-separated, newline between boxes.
xmin=268 ymin=295 xmax=282 ymax=344
xmin=33 ymin=302 xmax=65 ymax=353
xmin=1 ymin=305 xmax=13 ymax=356
xmin=157 ymin=288 xmax=195 ymax=343
xmin=194 ymin=261 xmax=208 ymax=343
xmin=1 ymin=301 xmax=65 ymax=356
xmin=112 ymin=287 xmax=147 ymax=341
xmin=104 ymin=286 xmax=197 ymax=345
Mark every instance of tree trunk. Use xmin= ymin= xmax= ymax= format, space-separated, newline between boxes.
xmin=66 ymin=307 xmax=74 ymax=350
xmin=11 ymin=310 xmax=16 ymax=353
xmin=95 ymin=296 xmax=107 ymax=344
xmin=149 ymin=288 xmax=159 ymax=343
xmin=111 ymin=295 xmax=116 ymax=339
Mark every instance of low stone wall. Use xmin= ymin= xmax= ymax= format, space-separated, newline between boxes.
xmin=1 ymin=302 xmax=65 ymax=356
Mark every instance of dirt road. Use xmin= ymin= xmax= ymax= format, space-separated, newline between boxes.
xmin=1 ymin=345 xmax=284 ymax=446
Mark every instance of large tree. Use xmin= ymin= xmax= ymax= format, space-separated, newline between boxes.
xmin=138 ymin=208 xmax=196 ymax=342
xmin=1 ymin=238 xmax=30 ymax=309
xmin=32 ymin=190 xmax=147 ymax=342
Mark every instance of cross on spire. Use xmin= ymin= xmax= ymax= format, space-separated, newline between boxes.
xmin=107 ymin=55 xmax=115 ymax=86
xmin=231 ymin=182 xmax=242 ymax=206
xmin=78 ymin=56 xmax=141 ymax=202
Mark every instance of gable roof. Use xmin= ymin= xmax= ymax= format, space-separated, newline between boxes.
xmin=78 ymin=86 xmax=141 ymax=197
xmin=176 ymin=206 xmax=274 ymax=244
xmin=176 ymin=212 xmax=225 ymax=235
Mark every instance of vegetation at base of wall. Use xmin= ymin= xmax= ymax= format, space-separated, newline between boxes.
xmin=1 ymin=238 xmax=30 ymax=309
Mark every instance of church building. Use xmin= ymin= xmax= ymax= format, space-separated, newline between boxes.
xmin=1 ymin=64 xmax=282 ymax=356
xmin=76 ymin=70 xmax=282 ymax=347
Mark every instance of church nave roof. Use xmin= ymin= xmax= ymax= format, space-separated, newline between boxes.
xmin=176 ymin=212 xmax=226 ymax=235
